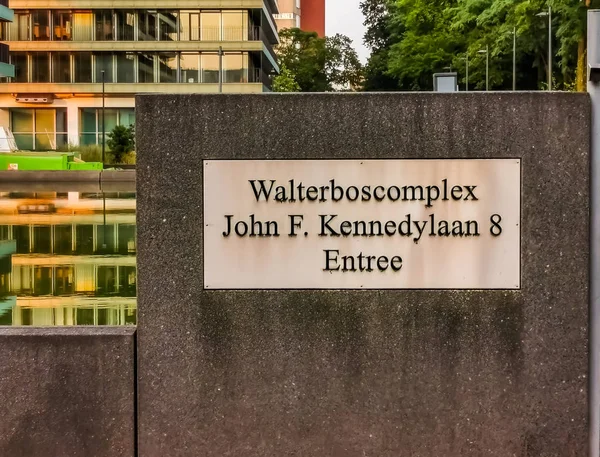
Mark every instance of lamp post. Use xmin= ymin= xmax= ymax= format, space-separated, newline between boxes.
xmin=536 ymin=6 xmax=552 ymax=91
xmin=101 ymin=70 xmax=105 ymax=167
xmin=458 ymin=53 xmax=469 ymax=91
xmin=512 ymin=26 xmax=517 ymax=91
xmin=478 ymin=45 xmax=489 ymax=91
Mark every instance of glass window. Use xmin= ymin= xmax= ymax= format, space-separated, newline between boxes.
xmin=52 ymin=52 xmax=71 ymax=83
xmin=180 ymin=53 xmax=199 ymax=83
xmin=12 ymin=109 xmax=34 ymax=150
xmin=95 ymin=10 xmax=113 ymax=41
xmin=201 ymin=12 xmax=220 ymax=41
xmin=98 ymin=225 xmax=115 ymax=253
xmin=31 ymin=52 xmax=50 ymax=83
xmin=33 ymin=267 xmax=52 ymax=295
xmin=32 ymin=226 xmax=51 ymax=254
xmin=97 ymin=266 xmax=117 ymax=294
xmin=35 ymin=110 xmax=55 ymax=150
xmin=158 ymin=53 xmax=177 ymax=82
xmin=94 ymin=53 xmax=113 ymax=83
xmin=80 ymin=108 xmax=97 ymax=145
xmin=55 ymin=266 xmax=74 ymax=295
xmin=223 ymin=53 xmax=247 ymax=83
xmin=53 ymin=11 xmax=72 ymax=41
xmin=179 ymin=11 xmax=200 ymax=41
xmin=118 ymin=224 xmax=136 ymax=254
xmin=115 ymin=10 xmax=135 ymax=40
xmin=11 ymin=52 xmax=28 ymax=83
xmin=73 ymin=13 xmax=93 ymax=41
xmin=54 ymin=225 xmax=72 ymax=254
xmin=13 ymin=226 xmax=30 ymax=253
xmin=159 ymin=12 xmax=178 ymax=41
xmin=138 ymin=11 xmax=157 ymax=41
xmin=117 ymin=53 xmax=135 ymax=83
xmin=74 ymin=52 xmax=92 ymax=82
xmin=138 ymin=53 xmax=154 ymax=83
xmin=32 ymin=10 xmax=50 ymax=41
xmin=4 ymin=13 xmax=30 ymax=40
xmin=222 ymin=11 xmax=244 ymax=41
xmin=119 ymin=108 xmax=135 ymax=127
xmin=75 ymin=225 xmax=94 ymax=254
xmin=201 ymin=53 xmax=219 ymax=83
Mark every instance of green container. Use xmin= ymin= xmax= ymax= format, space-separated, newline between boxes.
xmin=0 ymin=153 xmax=103 ymax=171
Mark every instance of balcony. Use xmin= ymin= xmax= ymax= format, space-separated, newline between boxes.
xmin=0 ymin=0 xmax=13 ymax=23
xmin=0 ymin=43 xmax=14 ymax=77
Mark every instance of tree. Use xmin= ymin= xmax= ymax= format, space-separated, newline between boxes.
xmin=276 ymin=28 xmax=363 ymax=91
xmin=360 ymin=0 xmax=600 ymax=92
xmin=107 ymin=124 xmax=135 ymax=163
xmin=273 ymin=64 xmax=301 ymax=92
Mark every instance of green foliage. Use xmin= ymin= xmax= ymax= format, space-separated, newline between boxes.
xmin=106 ymin=124 xmax=135 ymax=164
xmin=361 ymin=0 xmax=600 ymax=91
xmin=273 ymin=64 xmax=301 ymax=92
xmin=276 ymin=28 xmax=363 ymax=91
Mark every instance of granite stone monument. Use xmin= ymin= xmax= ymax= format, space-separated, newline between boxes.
xmin=136 ymin=93 xmax=589 ymax=457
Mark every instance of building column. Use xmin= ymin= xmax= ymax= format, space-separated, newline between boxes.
xmin=0 ymin=108 xmax=9 ymax=130
xmin=66 ymin=102 xmax=79 ymax=146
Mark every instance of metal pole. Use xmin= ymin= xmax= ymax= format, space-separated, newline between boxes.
xmin=101 ymin=70 xmax=105 ymax=167
xmin=466 ymin=52 xmax=469 ymax=92
xmin=548 ymin=6 xmax=552 ymax=91
xmin=218 ymin=46 xmax=223 ymax=93
xmin=588 ymin=10 xmax=600 ymax=457
xmin=513 ymin=26 xmax=516 ymax=91
xmin=486 ymin=44 xmax=489 ymax=91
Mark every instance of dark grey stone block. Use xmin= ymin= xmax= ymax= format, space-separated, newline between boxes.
xmin=136 ymin=93 xmax=590 ymax=457
xmin=0 ymin=327 xmax=136 ymax=457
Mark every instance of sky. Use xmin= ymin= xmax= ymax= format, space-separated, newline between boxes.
xmin=325 ymin=0 xmax=369 ymax=63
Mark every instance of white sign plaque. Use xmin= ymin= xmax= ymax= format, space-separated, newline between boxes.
xmin=203 ymin=159 xmax=520 ymax=290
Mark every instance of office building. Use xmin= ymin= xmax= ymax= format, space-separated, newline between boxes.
xmin=0 ymin=1 xmax=279 ymax=150
xmin=0 ymin=0 xmax=14 ymax=77
xmin=273 ymin=0 xmax=324 ymax=36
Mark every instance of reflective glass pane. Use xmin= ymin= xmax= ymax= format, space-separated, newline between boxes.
xmin=13 ymin=226 xmax=30 ymax=253
xmin=180 ymin=53 xmax=199 ymax=83
xmin=80 ymin=108 xmax=96 ymax=134
xmin=158 ymin=53 xmax=177 ymax=82
xmin=31 ymin=52 xmax=50 ymax=83
xmin=75 ymin=225 xmax=94 ymax=254
xmin=94 ymin=53 xmax=113 ymax=83
xmin=35 ymin=109 xmax=54 ymax=134
xmin=138 ymin=53 xmax=154 ymax=83
xmin=11 ymin=109 xmax=33 ymax=133
xmin=223 ymin=53 xmax=246 ymax=83
xmin=33 ymin=267 xmax=52 ymax=295
xmin=13 ymin=134 xmax=34 ymax=150
xmin=159 ymin=12 xmax=177 ymax=41
xmin=116 ymin=11 xmax=135 ymax=40
xmin=35 ymin=134 xmax=53 ymax=150
xmin=201 ymin=12 xmax=220 ymax=40
xmin=56 ymin=109 xmax=67 ymax=133
xmin=54 ymin=225 xmax=72 ymax=254
xmin=52 ymin=52 xmax=71 ymax=83
xmin=222 ymin=12 xmax=243 ymax=41
xmin=74 ymin=52 xmax=92 ymax=82
xmin=55 ymin=266 xmax=74 ymax=295
xmin=138 ymin=12 xmax=157 ymax=41
xmin=32 ymin=10 xmax=50 ymax=41
xmin=73 ymin=13 xmax=93 ymax=41
xmin=201 ymin=53 xmax=219 ymax=83
xmin=32 ymin=226 xmax=51 ymax=254
xmin=53 ymin=11 xmax=72 ymax=41
xmin=117 ymin=53 xmax=135 ymax=83
xmin=119 ymin=109 xmax=135 ymax=127
xmin=11 ymin=52 xmax=28 ymax=82
xmin=95 ymin=11 xmax=113 ymax=41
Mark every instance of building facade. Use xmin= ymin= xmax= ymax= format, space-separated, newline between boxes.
xmin=273 ymin=0 xmax=324 ymax=36
xmin=0 ymin=1 xmax=278 ymax=150
xmin=0 ymin=0 xmax=14 ymax=77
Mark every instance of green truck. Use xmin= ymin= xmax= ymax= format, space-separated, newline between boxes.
xmin=0 ymin=152 xmax=103 ymax=171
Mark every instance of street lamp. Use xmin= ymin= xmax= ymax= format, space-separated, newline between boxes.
xmin=512 ymin=26 xmax=517 ymax=91
xmin=478 ymin=45 xmax=489 ymax=91
xmin=458 ymin=53 xmax=469 ymax=92
xmin=101 ymin=70 xmax=105 ymax=168
xmin=536 ymin=6 xmax=552 ymax=91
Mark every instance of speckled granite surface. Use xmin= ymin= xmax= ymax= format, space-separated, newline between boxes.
xmin=136 ymin=93 xmax=590 ymax=457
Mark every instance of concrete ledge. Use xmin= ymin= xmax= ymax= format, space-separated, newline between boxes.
xmin=0 ymin=327 xmax=136 ymax=457
xmin=0 ymin=170 xmax=136 ymax=192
